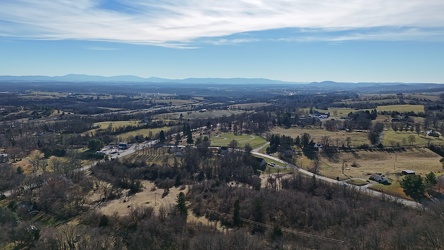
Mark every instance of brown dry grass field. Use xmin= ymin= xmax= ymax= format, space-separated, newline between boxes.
xmin=92 ymin=181 xmax=221 ymax=229
xmin=368 ymin=182 xmax=413 ymax=201
xmin=96 ymin=181 xmax=188 ymax=217
xmin=118 ymin=126 xmax=170 ymax=141
xmin=406 ymin=94 xmax=441 ymax=102
xmin=229 ymin=102 xmax=271 ymax=109
xmin=315 ymin=148 xmax=442 ymax=181
xmin=272 ymin=127 xmax=369 ymax=147
xmin=381 ymin=130 xmax=444 ymax=146
xmin=153 ymin=110 xmax=248 ymax=120
xmin=155 ymin=99 xmax=197 ymax=106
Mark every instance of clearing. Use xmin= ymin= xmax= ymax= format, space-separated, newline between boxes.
xmin=97 ymin=181 xmax=188 ymax=217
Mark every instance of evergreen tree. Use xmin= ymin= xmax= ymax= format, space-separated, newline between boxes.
xmin=159 ymin=130 xmax=165 ymax=143
xmin=176 ymin=192 xmax=187 ymax=218
xmin=400 ymin=175 xmax=425 ymax=198
xmin=186 ymin=130 xmax=194 ymax=144
xmin=425 ymin=171 xmax=437 ymax=189
xmin=233 ymin=199 xmax=241 ymax=227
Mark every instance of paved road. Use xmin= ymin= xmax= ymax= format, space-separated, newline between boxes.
xmin=252 ymin=151 xmax=423 ymax=209
xmin=3 ymin=140 xmax=423 ymax=209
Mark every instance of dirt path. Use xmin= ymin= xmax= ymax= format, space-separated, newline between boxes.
xmin=253 ymin=142 xmax=269 ymax=152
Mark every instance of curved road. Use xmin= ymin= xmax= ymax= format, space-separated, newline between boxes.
xmin=4 ymin=140 xmax=423 ymax=209
xmin=252 ymin=150 xmax=423 ymax=209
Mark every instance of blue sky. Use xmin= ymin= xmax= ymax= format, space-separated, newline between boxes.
xmin=1 ymin=0 xmax=444 ymax=83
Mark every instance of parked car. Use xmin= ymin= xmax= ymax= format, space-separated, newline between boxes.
xmin=369 ymin=174 xmax=391 ymax=185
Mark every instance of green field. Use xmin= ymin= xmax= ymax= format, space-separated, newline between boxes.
xmin=118 ymin=127 xmax=170 ymax=141
xmin=210 ymin=133 xmax=267 ymax=148
xmin=84 ymin=120 xmax=141 ymax=136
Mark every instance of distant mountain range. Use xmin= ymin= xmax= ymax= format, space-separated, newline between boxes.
xmin=0 ymin=74 xmax=296 ymax=85
xmin=0 ymin=74 xmax=443 ymax=93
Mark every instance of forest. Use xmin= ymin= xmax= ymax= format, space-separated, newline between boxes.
xmin=0 ymin=82 xmax=444 ymax=249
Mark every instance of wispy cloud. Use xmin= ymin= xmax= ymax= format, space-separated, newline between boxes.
xmin=0 ymin=0 xmax=443 ymax=47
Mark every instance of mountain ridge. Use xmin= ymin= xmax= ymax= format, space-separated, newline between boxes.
xmin=0 ymin=74 xmax=299 ymax=84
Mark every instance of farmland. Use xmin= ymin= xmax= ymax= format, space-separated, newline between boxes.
xmin=153 ymin=109 xmax=247 ymax=120
xmin=2 ymin=80 xmax=444 ymax=249
xmin=315 ymin=148 xmax=442 ymax=181
xmin=272 ymin=127 xmax=369 ymax=147
xmin=381 ymin=130 xmax=444 ymax=146
xmin=210 ymin=132 xmax=267 ymax=148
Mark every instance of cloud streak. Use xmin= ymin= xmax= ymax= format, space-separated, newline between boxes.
xmin=1 ymin=0 xmax=444 ymax=47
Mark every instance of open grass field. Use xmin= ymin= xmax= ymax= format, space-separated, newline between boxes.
xmin=229 ymin=102 xmax=271 ymax=110
xmin=154 ymin=110 xmax=248 ymax=120
xmin=376 ymin=104 xmax=425 ymax=113
xmin=184 ymin=110 xmax=248 ymax=120
xmin=97 ymin=181 xmax=189 ymax=217
xmin=84 ymin=120 xmax=141 ymax=136
xmin=326 ymin=104 xmax=424 ymax=118
xmin=406 ymin=94 xmax=441 ymax=102
xmin=339 ymin=99 xmax=398 ymax=105
xmin=326 ymin=107 xmax=371 ymax=117
xmin=381 ymin=130 xmax=444 ymax=147
xmin=316 ymin=148 xmax=442 ymax=182
xmin=155 ymin=99 xmax=197 ymax=106
xmin=95 ymin=120 xmax=140 ymax=129
xmin=272 ymin=127 xmax=370 ymax=147
xmin=210 ymin=133 xmax=267 ymax=148
xmin=118 ymin=126 xmax=170 ymax=142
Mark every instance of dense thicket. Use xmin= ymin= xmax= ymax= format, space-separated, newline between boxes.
xmin=189 ymin=173 xmax=444 ymax=249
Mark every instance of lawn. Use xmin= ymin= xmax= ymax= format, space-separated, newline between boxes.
xmin=368 ymin=182 xmax=414 ymax=201
xmin=272 ymin=127 xmax=370 ymax=147
xmin=210 ymin=133 xmax=267 ymax=148
xmin=346 ymin=179 xmax=368 ymax=186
